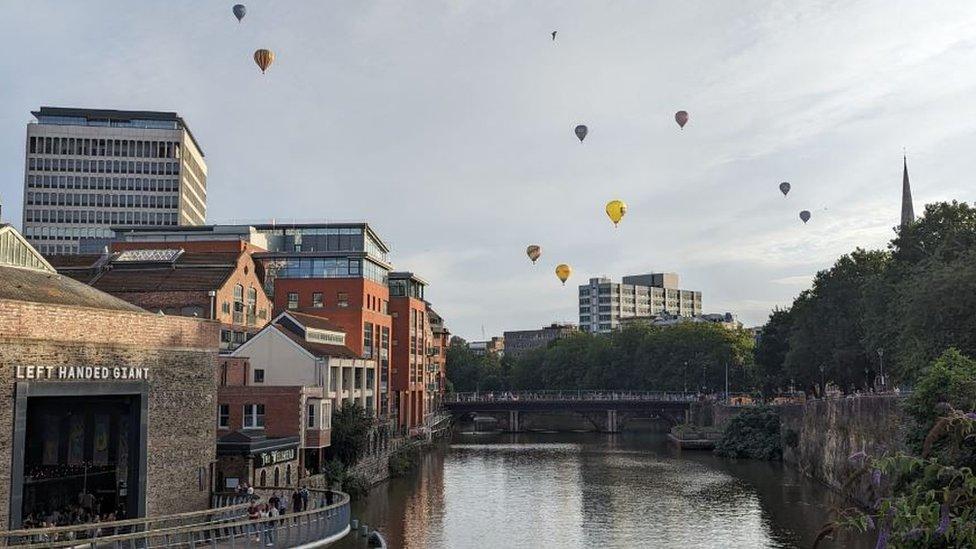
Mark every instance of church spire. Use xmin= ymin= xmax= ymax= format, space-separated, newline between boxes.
xmin=901 ymin=155 xmax=914 ymax=229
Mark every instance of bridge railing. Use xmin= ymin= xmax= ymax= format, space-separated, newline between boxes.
xmin=1 ymin=490 xmax=350 ymax=548
xmin=446 ymin=390 xmax=699 ymax=403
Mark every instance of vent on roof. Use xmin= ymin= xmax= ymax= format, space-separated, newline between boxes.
xmin=114 ymin=249 xmax=184 ymax=263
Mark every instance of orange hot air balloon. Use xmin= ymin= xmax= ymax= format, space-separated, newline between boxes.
xmin=555 ymin=264 xmax=572 ymax=285
xmin=675 ymin=110 xmax=689 ymax=129
xmin=526 ymin=245 xmax=542 ymax=264
xmin=254 ymin=49 xmax=275 ymax=73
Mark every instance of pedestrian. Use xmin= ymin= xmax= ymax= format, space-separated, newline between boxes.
xmin=300 ymin=486 xmax=309 ymax=511
xmin=247 ymin=503 xmax=260 ymax=542
xmin=325 ymin=489 xmax=334 ymax=507
xmin=292 ymin=489 xmax=302 ymax=513
xmin=264 ymin=504 xmax=278 ymax=546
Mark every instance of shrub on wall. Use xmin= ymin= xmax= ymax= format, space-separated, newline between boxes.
xmin=714 ymin=407 xmax=783 ymax=461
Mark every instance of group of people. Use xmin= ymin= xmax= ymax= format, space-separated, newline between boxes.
xmin=20 ymin=491 xmax=125 ymax=542
xmin=244 ymin=487 xmax=313 ymax=546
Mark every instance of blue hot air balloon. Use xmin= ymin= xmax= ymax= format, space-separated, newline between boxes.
xmin=233 ymin=4 xmax=246 ymax=22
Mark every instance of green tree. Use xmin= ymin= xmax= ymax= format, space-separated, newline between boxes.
xmin=328 ymin=402 xmax=372 ymax=467
xmin=714 ymin=407 xmax=783 ymax=461
xmin=753 ymin=308 xmax=793 ymax=396
xmin=904 ymin=348 xmax=976 ymax=451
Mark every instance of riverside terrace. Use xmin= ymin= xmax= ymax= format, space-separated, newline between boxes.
xmin=444 ymin=391 xmax=698 ymax=432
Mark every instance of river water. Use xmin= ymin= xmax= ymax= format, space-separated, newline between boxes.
xmin=336 ymin=431 xmax=870 ymax=549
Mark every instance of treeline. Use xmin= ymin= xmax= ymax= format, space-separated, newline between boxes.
xmin=446 ymin=321 xmax=756 ymax=393
xmin=756 ymin=201 xmax=976 ymax=395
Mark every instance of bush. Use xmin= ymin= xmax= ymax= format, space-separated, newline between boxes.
xmin=342 ymin=474 xmax=371 ymax=500
xmin=388 ymin=445 xmax=420 ymax=478
xmin=905 ymin=349 xmax=976 ymax=451
xmin=714 ymin=407 xmax=783 ymax=461
xmin=329 ymin=402 xmax=373 ymax=467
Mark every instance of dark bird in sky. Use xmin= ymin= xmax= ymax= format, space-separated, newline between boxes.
xmin=552 ymin=31 xmax=557 ymax=41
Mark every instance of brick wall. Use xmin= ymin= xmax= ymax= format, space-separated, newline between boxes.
xmin=0 ymin=298 xmax=218 ymax=530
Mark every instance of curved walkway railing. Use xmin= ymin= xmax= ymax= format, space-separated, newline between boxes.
xmin=1 ymin=494 xmax=251 ymax=547
xmin=447 ymin=390 xmax=700 ymax=404
xmin=2 ymin=490 xmax=350 ymax=548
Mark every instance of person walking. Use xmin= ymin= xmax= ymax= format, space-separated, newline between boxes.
xmin=292 ymin=489 xmax=302 ymax=513
xmin=247 ymin=503 xmax=260 ymax=542
xmin=300 ymin=486 xmax=309 ymax=511
xmin=265 ymin=504 xmax=279 ymax=546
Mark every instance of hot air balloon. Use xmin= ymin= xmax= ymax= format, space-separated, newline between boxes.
xmin=779 ymin=182 xmax=791 ymax=197
xmin=233 ymin=4 xmax=246 ymax=22
xmin=575 ymin=125 xmax=588 ymax=142
xmin=253 ymin=49 xmax=275 ymax=73
xmin=675 ymin=110 xmax=689 ymax=129
xmin=605 ymin=199 xmax=627 ymax=227
xmin=551 ymin=31 xmax=557 ymax=41
xmin=555 ymin=264 xmax=572 ymax=285
xmin=526 ymin=245 xmax=542 ymax=264
xmin=799 ymin=210 xmax=811 ymax=224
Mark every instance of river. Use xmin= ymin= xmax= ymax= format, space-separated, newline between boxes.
xmin=336 ymin=431 xmax=871 ymax=549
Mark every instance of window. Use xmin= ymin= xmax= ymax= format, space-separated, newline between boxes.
xmin=312 ymin=292 xmax=323 ymax=308
xmin=287 ymin=292 xmax=299 ymax=310
xmin=363 ymin=323 xmax=374 ymax=359
xmin=246 ymin=287 xmax=257 ymax=326
xmin=218 ymin=404 xmax=229 ymax=428
xmin=243 ymin=404 xmax=265 ymax=428
xmin=233 ymin=284 xmax=244 ymax=324
xmin=337 ymin=292 xmax=348 ymax=308
xmin=307 ymin=404 xmax=317 ymax=428
xmin=254 ymin=369 xmax=265 ymax=383
xmin=260 ymin=470 xmax=267 ymax=486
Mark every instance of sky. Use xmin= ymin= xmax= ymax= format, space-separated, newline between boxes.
xmin=2 ymin=1 xmax=976 ymax=340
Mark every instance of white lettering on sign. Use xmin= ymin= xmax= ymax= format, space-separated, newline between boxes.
xmin=305 ymin=328 xmax=345 ymax=346
xmin=14 ymin=366 xmax=149 ymax=381
xmin=259 ymin=448 xmax=297 ymax=467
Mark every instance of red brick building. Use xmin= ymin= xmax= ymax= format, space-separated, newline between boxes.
xmin=47 ymin=241 xmax=272 ymax=351
xmin=388 ymin=272 xmax=432 ymax=430
xmin=428 ymin=305 xmax=451 ymax=402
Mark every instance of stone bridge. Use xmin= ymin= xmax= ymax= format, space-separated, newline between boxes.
xmin=444 ymin=391 xmax=698 ymax=432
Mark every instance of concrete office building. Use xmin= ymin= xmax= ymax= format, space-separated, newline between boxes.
xmin=578 ymin=273 xmax=702 ymax=333
xmin=504 ymin=323 xmax=577 ymax=360
xmin=21 ymin=107 xmax=207 ymax=255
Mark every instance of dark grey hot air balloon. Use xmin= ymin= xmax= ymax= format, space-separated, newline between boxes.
xmin=799 ymin=210 xmax=811 ymax=224
xmin=552 ymin=31 xmax=557 ymax=41
xmin=574 ymin=124 xmax=588 ymax=142
xmin=779 ymin=182 xmax=791 ymax=196
xmin=233 ymin=4 xmax=246 ymax=22
xmin=675 ymin=110 xmax=689 ymax=129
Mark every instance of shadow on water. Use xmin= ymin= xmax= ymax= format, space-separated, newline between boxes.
xmin=337 ymin=431 xmax=871 ymax=549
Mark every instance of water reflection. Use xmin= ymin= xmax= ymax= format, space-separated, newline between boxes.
xmin=338 ymin=432 xmax=870 ymax=549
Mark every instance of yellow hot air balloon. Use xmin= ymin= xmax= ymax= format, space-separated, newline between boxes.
xmin=254 ymin=49 xmax=275 ymax=73
xmin=526 ymin=245 xmax=542 ymax=264
xmin=555 ymin=264 xmax=572 ymax=285
xmin=605 ymin=199 xmax=627 ymax=227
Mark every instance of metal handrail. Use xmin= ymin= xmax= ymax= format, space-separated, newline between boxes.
xmin=446 ymin=390 xmax=699 ymax=403
xmin=1 ymin=494 xmax=251 ymax=544
xmin=3 ymin=490 xmax=350 ymax=549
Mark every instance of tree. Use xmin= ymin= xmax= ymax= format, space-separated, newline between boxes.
xmin=753 ymin=308 xmax=793 ymax=395
xmin=328 ymin=402 xmax=372 ymax=467
xmin=904 ymin=348 xmax=976 ymax=451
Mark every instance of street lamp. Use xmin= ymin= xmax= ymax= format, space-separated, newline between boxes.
xmin=877 ymin=349 xmax=886 ymax=391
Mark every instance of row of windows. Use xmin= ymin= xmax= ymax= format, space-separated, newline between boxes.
xmin=24 ymin=226 xmax=112 ymax=240
xmin=28 ymin=156 xmax=180 ymax=175
xmin=26 ymin=192 xmax=179 ymax=209
xmin=27 ymin=174 xmax=180 ymax=192
xmin=286 ymin=291 xmax=350 ymax=310
xmin=29 ymin=136 xmax=180 ymax=159
xmin=34 ymin=243 xmax=79 ymax=255
xmin=25 ymin=208 xmax=178 ymax=226
xmin=230 ymin=284 xmax=262 ymax=326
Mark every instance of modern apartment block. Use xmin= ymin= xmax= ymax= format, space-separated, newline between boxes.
xmin=21 ymin=107 xmax=207 ymax=255
xmin=578 ymin=273 xmax=703 ymax=333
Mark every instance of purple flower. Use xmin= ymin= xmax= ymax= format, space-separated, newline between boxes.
xmin=865 ymin=514 xmax=875 ymax=530
xmin=903 ymin=528 xmax=923 ymax=541
xmin=935 ymin=503 xmax=950 ymax=535
xmin=964 ymin=411 xmax=976 ymax=421
xmin=849 ymin=450 xmax=868 ymax=464
xmin=871 ymin=469 xmax=882 ymax=486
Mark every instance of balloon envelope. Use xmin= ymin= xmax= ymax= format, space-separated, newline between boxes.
xmin=574 ymin=125 xmax=588 ymax=142
xmin=779 ymin=182 xmax=791 ymax=196
xmin=253 ymin=49 xmax=275 ymax=73
xmin=605 ymin=199 xmax=627 ymax=226
xmin=555 ymin=264 xmax=572 ymax=285
xmin=526 ymin=245 xmax=542 ymax=264
xmin=800 ymin=210 xmax=811 ymax=223
xmin=233 ymin=4 xmax=246 ymax=21
xmin=675 ymin=110 xmax=689 ymax=128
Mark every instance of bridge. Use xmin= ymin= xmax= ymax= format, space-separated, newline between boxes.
xmin=1 ymin=489 xmax=351 ymax=548
xmin=444 ymin=391 xmax=699 ymax=432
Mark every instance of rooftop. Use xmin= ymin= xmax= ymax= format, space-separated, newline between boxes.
xmin=32 ymin=106 xmax=205 ymax=156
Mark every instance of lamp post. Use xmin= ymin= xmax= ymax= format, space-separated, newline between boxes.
xmin=877 ymin=349 xmax=886 ymax=391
